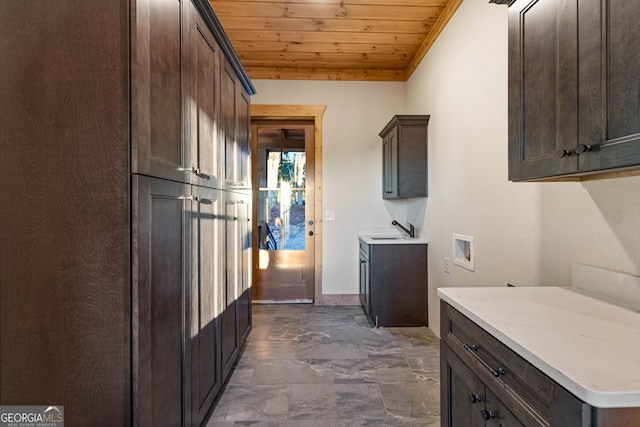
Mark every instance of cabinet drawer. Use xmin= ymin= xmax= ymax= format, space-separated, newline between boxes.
xmin=441 ymin=301 xmax=552 ymax=426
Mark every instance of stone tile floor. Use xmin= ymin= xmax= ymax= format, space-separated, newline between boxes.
xmin=205 ymin=304 xmax=441 ymax=426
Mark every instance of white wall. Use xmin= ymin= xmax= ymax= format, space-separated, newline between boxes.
xmin=251 ymin=0 xmax=640 ymax=336
xmin=251 ymin=81 xmax=406 ymax=295
xmin=406 ymin=0 xmax=640 ymax=334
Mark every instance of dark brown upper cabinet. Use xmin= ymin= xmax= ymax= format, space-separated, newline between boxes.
xmin=132 ymin=0 xmax=191 ymax=183
xmin=380 ymin=115 xmax=429 ymax=199
xmin=222 ymin=57 xmax=252 ymax=191
xmin=189 ymin=2 xmax=222 ymax=188
xmin=508 ymin=0 xmax=640 ymax=181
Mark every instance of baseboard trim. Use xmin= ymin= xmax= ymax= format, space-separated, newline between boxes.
xmin=317 ymin=294 xmax=360 ymax=306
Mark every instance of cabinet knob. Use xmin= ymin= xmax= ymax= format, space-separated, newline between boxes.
xmin=556 ymin=149 xmax=571 ymax=158
xmin=468 ymin=393 xmax=482 ymax=404
xmin=574 ymin=144 xmax=593 ymax=154
xmin=308 ymin=231 xmax=314 ymax=236
xmin=480 ymin=409 xmax=497 ymax=420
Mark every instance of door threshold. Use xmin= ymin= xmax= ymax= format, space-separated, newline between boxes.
xmin=253 ymin=299 xmax=314 ymax=304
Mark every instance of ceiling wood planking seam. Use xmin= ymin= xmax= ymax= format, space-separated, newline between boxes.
xmin=209 ymin=0 xmax=463 ymax=81
xmin=216 ymin=17 xmax=435 ymax=34
xmin=225 ymin=30 xmax=426 ymax=44
xmin=211 ymin=2 xmax=444 ymax=21
xmin=233 ymin=41 xmax=420 ymax=54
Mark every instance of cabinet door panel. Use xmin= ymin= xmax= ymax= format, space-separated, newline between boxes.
xmin=508 ymin=0 xmax=579 ymax=180
xmin=237 ymin=198 xmax=252 ymax=342
xmin=441 ymin=344 xmax=485 ymax=427
xmin=579 ymin=0 xmax=640 ymax=172
xmin=485 ymin=389 xmax=525 ymax=427
xmin=190 ymin=4 xmax=221 ymax=188
xmin=222 ymin=59 xmax=239 ymax=187
xmin=222 ymin=198 xmax=240 ymax=377
xmin=133 ymin=176 xmax=191 ymax=427
xmin=382 ymin=132 xmax=398 ymax=198
xmin=133 ymin=0 xmax=190 ymax=183
xmin=191 ymin=186 xmax=222 ymax=425
xmin=238 ymin=88 xmax=251 ymax=189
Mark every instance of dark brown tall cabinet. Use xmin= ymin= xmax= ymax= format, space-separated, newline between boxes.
xmin=0 ymin=0 xmax=255 ymax=426
xmin=508 ymin=0 xmax=640 ymax=181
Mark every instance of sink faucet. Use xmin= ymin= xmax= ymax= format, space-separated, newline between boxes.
xmin=391 ymin=220 xmax=415 ymax=238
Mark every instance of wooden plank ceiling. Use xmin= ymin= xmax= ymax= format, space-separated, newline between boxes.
xmin=209 ymin=0 xmax=463 ymax=81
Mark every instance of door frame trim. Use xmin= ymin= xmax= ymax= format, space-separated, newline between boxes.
xmin=251 ymin=104 xmax=326 ymax=304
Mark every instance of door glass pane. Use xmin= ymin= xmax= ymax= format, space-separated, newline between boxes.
xmin=258 ymin=149 xmax=306 ymax=251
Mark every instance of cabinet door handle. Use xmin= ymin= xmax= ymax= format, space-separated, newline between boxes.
xmin=574 ymin=144 xmax=593 ymax=154
xmin=178 ymin=166 xmax=211 ymax=179
xmin=195 ymin=169 xmax=211 ymax=180
xmin=468 ymin=393 xmax=482 ymax=404
xmin=480 ymin=409 xmax=497 ymax=420
xmin=556 ymin=149 xmax=571 ymax=158
xmin=195 ymin=196 xmax=213 ymax=205
xmin=464 ymin=343 xmax=506 ymax=378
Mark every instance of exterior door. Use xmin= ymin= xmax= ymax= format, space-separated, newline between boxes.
xmin=252 ymin=122 xmax=315 ymax=302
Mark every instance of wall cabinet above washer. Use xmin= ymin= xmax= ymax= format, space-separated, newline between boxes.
xmin=508 ymin=0 xmax=640 ymax=181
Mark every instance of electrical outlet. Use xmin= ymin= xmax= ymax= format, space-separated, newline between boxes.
xmin=325 ymin=211 xmax=336 ymax=221
xmin=444 ymin=257 xmax=450 ymax=274
xmin=394 ymin=211 xmax=402 ymax=221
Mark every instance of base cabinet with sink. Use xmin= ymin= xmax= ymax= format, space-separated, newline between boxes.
xmin=358 ymin=238 xmax=427 ymax=327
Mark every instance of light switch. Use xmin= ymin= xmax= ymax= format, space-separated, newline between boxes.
xmin=325 ymin=211 xmax=336 ymax=221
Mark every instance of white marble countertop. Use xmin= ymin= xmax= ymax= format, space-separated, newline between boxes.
xmin=437 ymin=286 xmax=640 ymax=408
xmin=358 ymin=226 xmax=429 ymax=245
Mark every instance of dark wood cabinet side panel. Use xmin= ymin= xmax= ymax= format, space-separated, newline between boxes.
xmin=369 ymin=244 xmax=427 ymax=327
xmin=595 ymin=406 xmax=640 ymax=427
xmin=397 ymin=126 xmax=427 ymax=197
xmin=552 ymin=381 xmax=592 ymax=427
xmin=0 ymin=1 xmax=129 ymax=425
